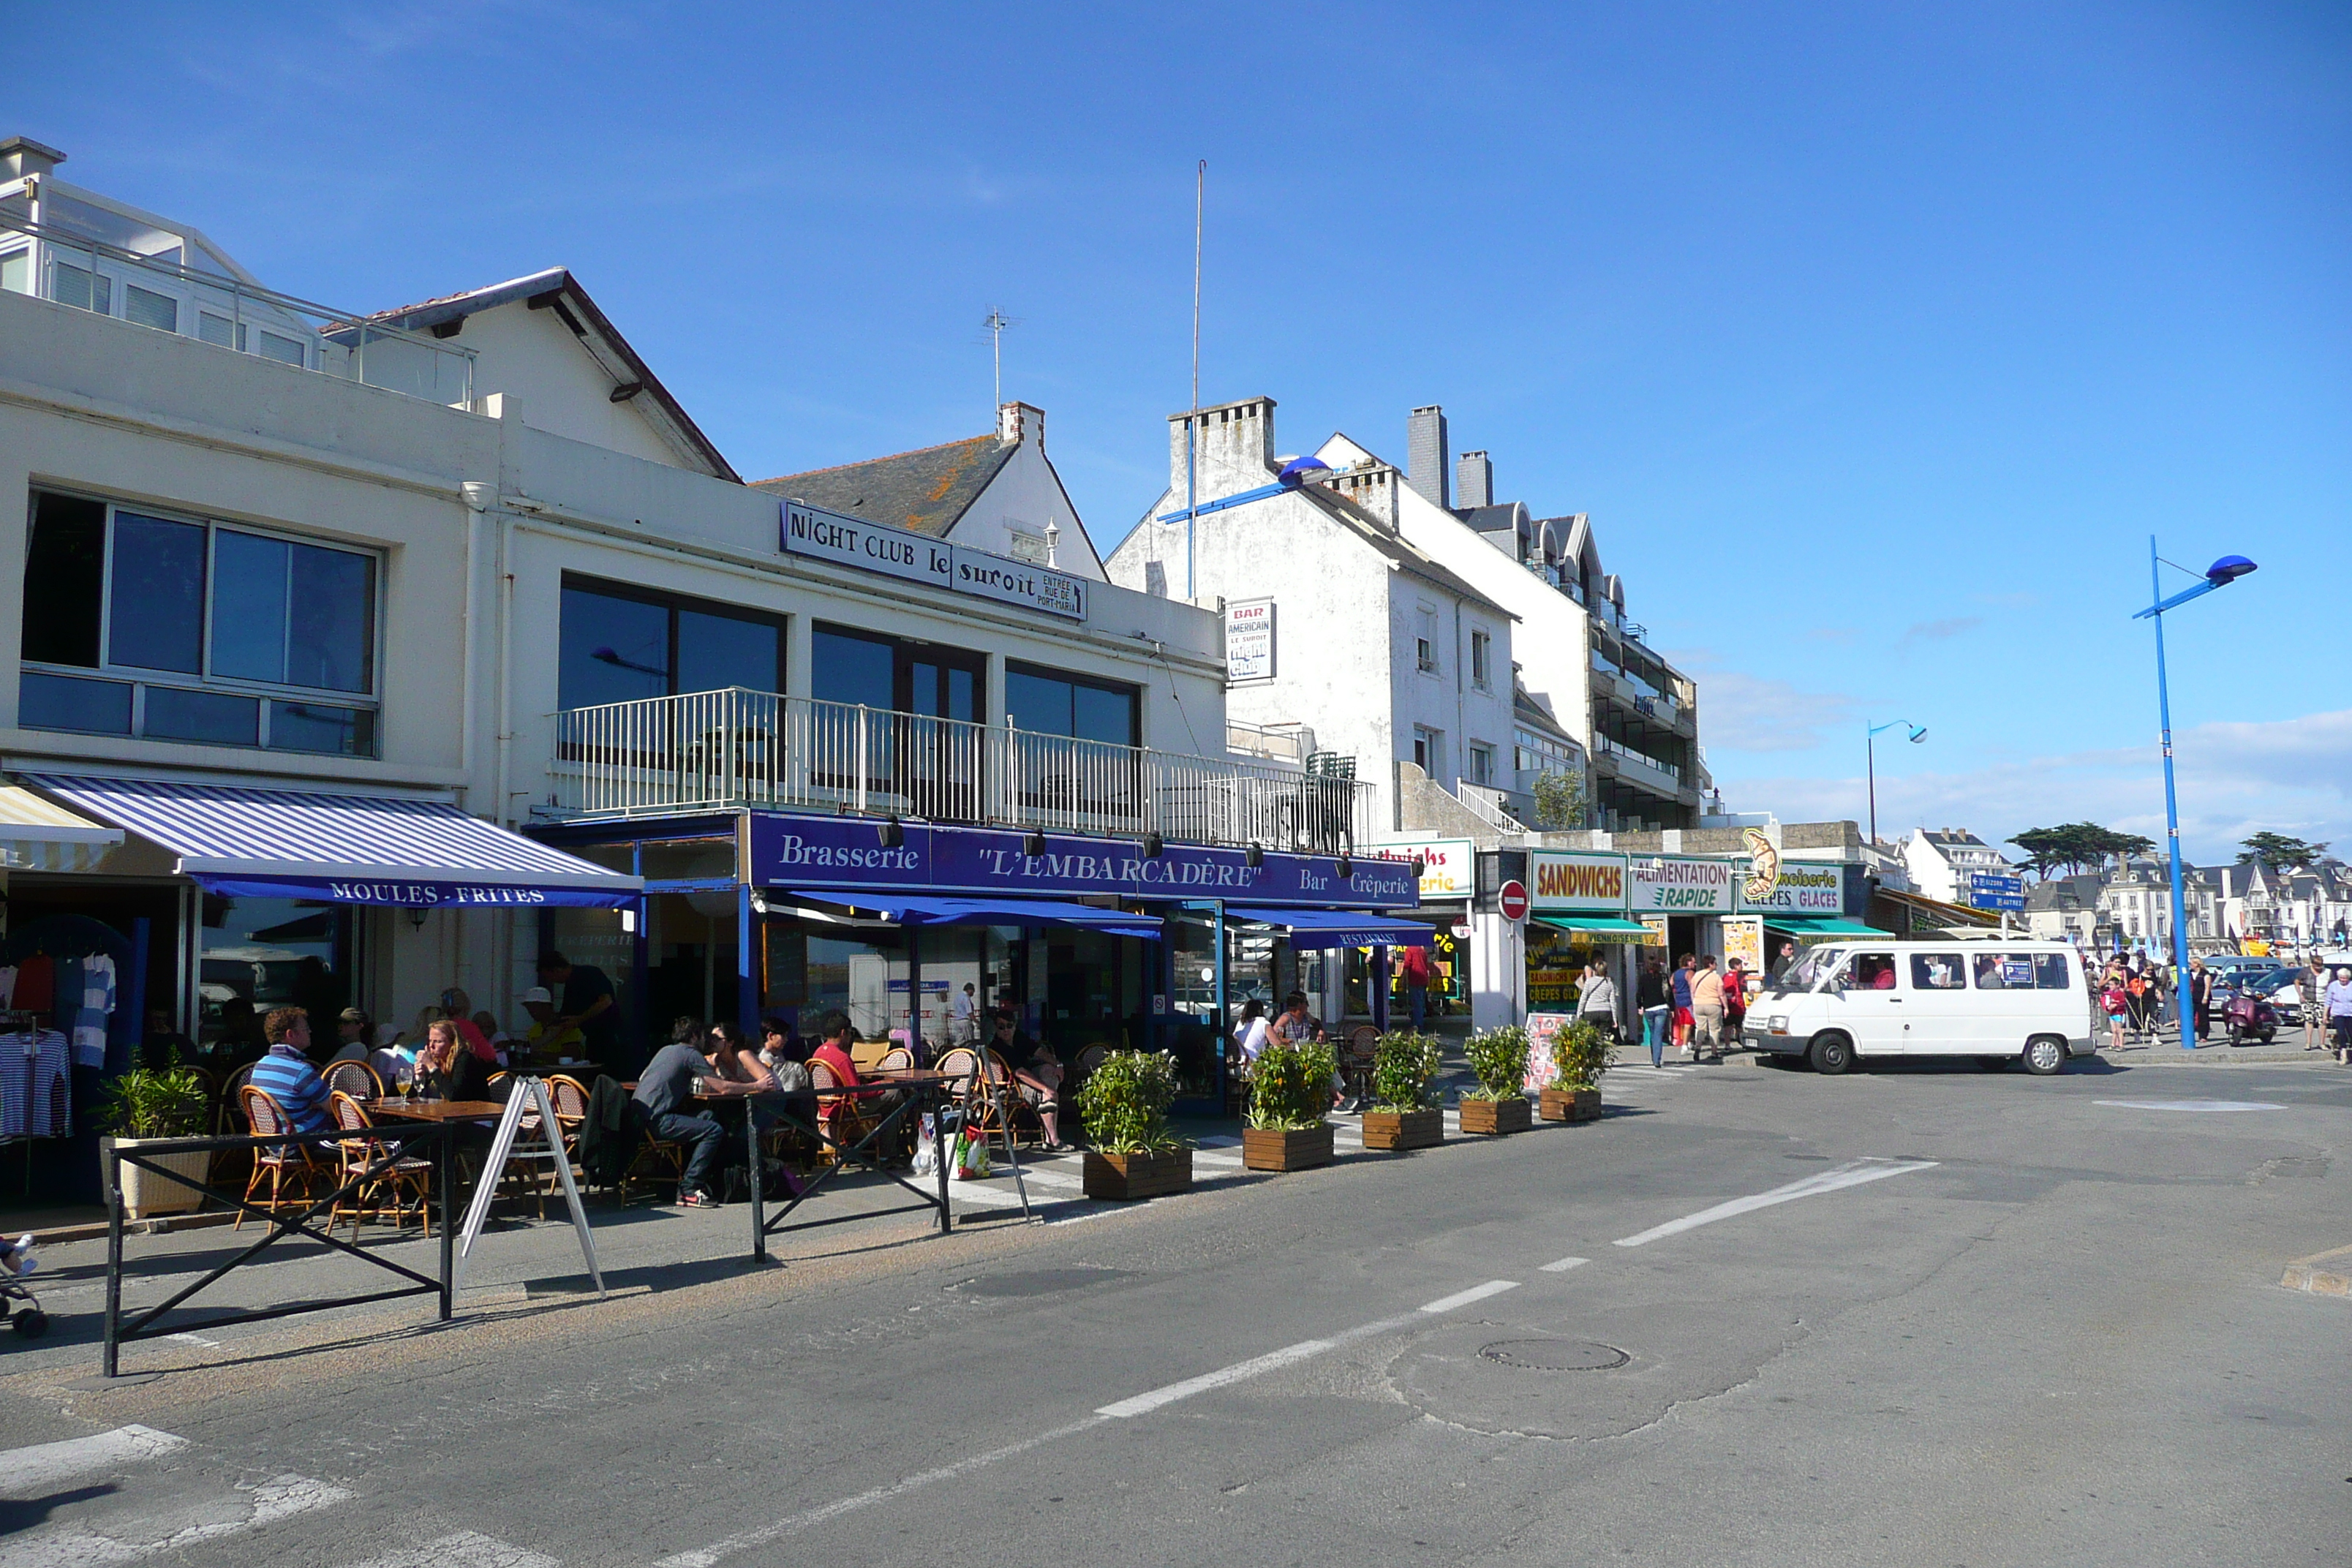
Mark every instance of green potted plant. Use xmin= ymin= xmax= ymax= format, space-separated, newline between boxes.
xmin=1243 ymin=1039 xmax=1338 ymax=1171
xmin=1539 ymin=1019 xmax=1613 ymax=1123
xmin=1459 ymin=1025 xmax=1532 ymax=1135
xmin=1076 ymin=1050 xmax=1191 ymax=1199
xmin=1361 ymin=1030 xmax=1444 ymax=1152
xmin=99 ymin=1056 xmax=214 ymax=1218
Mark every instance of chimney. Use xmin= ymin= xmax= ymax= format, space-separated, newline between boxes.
xmin=1331 ymin=464 xmax=1400 ymax=531
xmin=1166 ymin=396 xmax=1278 ymax=507
xmin=0 ymin=137 xmax=67 ymax=181
xmin=998 ymin=400 xmax=1044 ymax=448
xmin=1406 ymin=405 xmax=1449 ymax=509
xmin=1456 ymin=450 xmax=1493 ymax=510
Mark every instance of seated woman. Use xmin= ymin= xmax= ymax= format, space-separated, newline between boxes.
xmin=988 ymin=1011 xmax=1068 ymax=1151
xmin=417 ymin=1018 xmax=492 ymax=1103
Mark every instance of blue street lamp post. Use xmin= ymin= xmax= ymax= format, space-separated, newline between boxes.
xmin=2133 ymin=540 xmax=2257 ymax=1051
xmin=1865 ymin=720 xmax=1927 ymax=846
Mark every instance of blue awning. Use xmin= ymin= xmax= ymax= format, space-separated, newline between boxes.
xmin=24 ymin=774 xmax=641 ymax=908
xmin=785 ymin=891 xmax=1162 ymax=941
xmin=1226 ymin=905 xmax=1435 ymax=950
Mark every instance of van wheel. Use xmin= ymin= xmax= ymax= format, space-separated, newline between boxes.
xmin=2022 ymin=1037 xmax=2066 ymax=1076
xmin=1808 ymin=1033 xmax=1854 ymax=1075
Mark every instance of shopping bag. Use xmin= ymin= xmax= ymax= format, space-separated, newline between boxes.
xmin=911 ymin=1112 xmax=938 ymax=1177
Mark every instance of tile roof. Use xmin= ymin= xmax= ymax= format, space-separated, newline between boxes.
xmin=752 ymin=434 xmax=1017 ymax=538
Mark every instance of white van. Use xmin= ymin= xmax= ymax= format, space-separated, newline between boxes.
xmin=1754 ymin=940 xmax=2097 ymax=1075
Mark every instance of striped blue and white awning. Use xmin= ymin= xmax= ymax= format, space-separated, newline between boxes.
xmin=22 ymin=774 xmax=640 ymax=909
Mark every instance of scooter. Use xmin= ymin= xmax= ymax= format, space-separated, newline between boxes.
xmin=1 ymin=1232 xmax=46 ymax=1340
xmin=2221 ymin=987 xmax=2278 ymax=1047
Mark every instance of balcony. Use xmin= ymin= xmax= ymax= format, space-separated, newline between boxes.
xmin=552 ymin=688 xmax=1373 ymax=854
xmin=1591 ymin=734 xmax=1688 ymax=800
xmin=0 ymin=206 xmax=475 ymax=404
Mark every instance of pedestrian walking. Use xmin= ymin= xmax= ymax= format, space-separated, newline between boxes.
xmin=1577 ymin=960 xmax=1619 ymax=1044
xmin=1670 ymin=954 xmax=1697 ymax=1060
xmin=1721 ymin=957 xmax=1750 ymax=1051
xmin=1637 ymin=959 xmax=1671 ymax=1068
xmin=2189 ymin=959 xmax=2212 ymax=1042
xmin=1397 ymin=941 xmax=1434 ymax=1033
xmin=2329 ymin=968 xmax=2352 ymax=1066
xmin=2301 ymin=957 xmax=2328 ymax=1051
xmin=1691 ymin=955 xmax=1725 ymax=1063
xmin=2099 ymin=965 xmax=2130 ymax=1051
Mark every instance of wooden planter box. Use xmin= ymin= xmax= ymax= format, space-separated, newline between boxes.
xmin=103 ymin=1138 xmax=212 ymax=1219
xmin=1361 ymin=1107 xmax=1444 ymax=1151
xmin=1082 ymin=1148 xmax=1194 ymax=1201
xmin=1458 ymin=1096 xmax=1532 ymax=1136
xmin=1539 ymin=1087 xmax=1602 ymax=1123
xmin=1243 ymin=1124 xmax=1335 ymax=1172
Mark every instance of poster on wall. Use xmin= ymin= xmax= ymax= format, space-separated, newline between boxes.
xmin=1226 ymin=599 xmax=1275 ymax=681
xmin=1639 ymin=914 xmax=1670 ymax=947
xmin=1721 ymin=916 xmax=1764 ymax=977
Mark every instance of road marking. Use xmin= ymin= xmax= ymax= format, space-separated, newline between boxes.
xmin=338 ymin=1531 xmax=562 ymax=1568
xmin=1418 ymin=1279 xmax=1520 ymax=1313
xmin=166 ymin=1332 xmax=222 ymax=1348
xmin=652 ymin=1416 xmax=1110 ymax=1568
xmin=0 ymin=1425 xmax=189 ymax=1492
xmin=1097 ymin=1339 xmax=1337 ymax=1417
xmin=1613 ymin=1158 xmax=1938 ymax=1248
xmin=1539 ymin=1256 xmax=1589 ymax=1273
xmin=2094 ymin=1098 xmax=2285 ymax=1112
xmin=0 ymin=1474 xmax=350 ymax=1567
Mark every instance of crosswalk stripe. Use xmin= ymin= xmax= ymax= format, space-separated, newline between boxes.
xmin=0 ymin=1425 xmax=189 ymax=1492
xmin=333 ymin=1530 xmax=561 ymax=1568
xmin=0 ymin=1474 xmax=351 ymax=1567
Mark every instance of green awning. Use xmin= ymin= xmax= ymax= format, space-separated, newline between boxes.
xmin=1536 ymin=916 xmax=1652 ymax=940
xmin=1763 ymin=915 xmax=1889 ymax=936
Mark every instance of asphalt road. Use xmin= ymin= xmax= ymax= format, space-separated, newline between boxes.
xmin=4 ymin=1052 xmax=2348 ymax=1567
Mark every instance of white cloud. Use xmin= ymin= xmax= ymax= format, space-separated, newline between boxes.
xmin=1899 ymin=615 xmax=1984 ymax=645
xmin=1665 ymin=649 xmax=1855 ymax=753
xmin=1714 ymin=707 xmax=2352 ymax=863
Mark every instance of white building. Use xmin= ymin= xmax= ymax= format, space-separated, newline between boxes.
xmin=1319 ymin=407 xmax=1700 ymax=833
xmin=1901 ymin=828 xmax=2013 ymax=905
xmin=0 ymin=138 xmax=1416 ymax=1198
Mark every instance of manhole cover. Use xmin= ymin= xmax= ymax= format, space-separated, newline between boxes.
xmin=1477 ymin=1338 xmax=1628 ymax=1372
xmin=952 ymin=1268 xmax=1133 ymax=1297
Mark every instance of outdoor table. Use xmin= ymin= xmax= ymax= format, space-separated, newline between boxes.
xmin=698 ymin=1067 xmax=966 ymax=1263
xmin=366 ymin=1098 xmax=508 ymax=1121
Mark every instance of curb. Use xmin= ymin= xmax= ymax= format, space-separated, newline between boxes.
xmin=2280 ymin=1244 xmax=2352 ymax=1297
xmin=23 ymin=1210 xmax=241 ymax=1247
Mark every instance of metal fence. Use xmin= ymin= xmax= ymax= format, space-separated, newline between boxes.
xmin=553 ymin=687 xmax=1373 ymax=853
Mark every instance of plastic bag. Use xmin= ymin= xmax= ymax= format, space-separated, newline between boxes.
xmin=911 ymin=1112 xmax=938 ymax=1177
xmin=952 ymin=1130 xmax=990 ymax=1180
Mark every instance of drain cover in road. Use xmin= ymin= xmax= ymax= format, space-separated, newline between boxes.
xmin=1477 ymin=1338 xmax=1629 ymax=1372
xmin=953 ymin=1268 xmax=1134 ymax=1297
xmin=2093 ymin=1099 xmax=2285 ymax=1113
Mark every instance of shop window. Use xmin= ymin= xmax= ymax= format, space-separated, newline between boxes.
xmin=559 ymin=576 xmax=783 ymax=709
xmin=1008 ymin=662 xmax=1136 ymax=747
xmin=18 ymin=491 xmax=381 ymax=755
xmin=197 ymin=894 xmax=352 ymax=1052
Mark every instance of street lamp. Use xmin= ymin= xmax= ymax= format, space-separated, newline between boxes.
xmin=1865 ymin=720 xmax=1927 ymax=845
xmin=2133 ymin=538 xmax=2257 ymax=1051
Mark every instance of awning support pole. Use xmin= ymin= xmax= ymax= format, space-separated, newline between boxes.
xmin=736 ymin=880 xmax=757 ymax=1039
xmin=1213 ymin=900 xmax=1228 ymax=1107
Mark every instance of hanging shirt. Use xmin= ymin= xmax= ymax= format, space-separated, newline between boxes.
xmin=0 ymin=1030 xmax=27 ymax=1138
xmin=11 ymin=955 xmax=53 ymax=1014
xmin=29 ymin=1029 xmax=69 ymax=1137
xmin=72 ymin=953 xmax=116 ymax=1068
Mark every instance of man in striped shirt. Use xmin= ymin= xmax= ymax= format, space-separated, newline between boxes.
xmin=249 ymin=1008 xmax=331 ymax=1135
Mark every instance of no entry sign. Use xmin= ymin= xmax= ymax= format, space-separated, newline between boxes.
xmin=1499 ymin=880 xmax=1530 ymax=921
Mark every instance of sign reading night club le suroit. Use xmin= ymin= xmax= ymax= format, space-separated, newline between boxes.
xmin=780 ymin=501 xmax=1088 ymax=621
xmin=747 ymin=814 xmax=1413 ymax=909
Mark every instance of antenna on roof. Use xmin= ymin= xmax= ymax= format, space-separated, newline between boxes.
xmin=979 ymin=306 xmax=1020 ymax=410
xmin=1186 ymin=158 xmax=1205 ymax=601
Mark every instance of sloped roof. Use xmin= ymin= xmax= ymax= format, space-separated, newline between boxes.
xmin=353 ymin=266 xmax=738 ymax=482
xmin=752 ymin=434 xmax=1017 ymax=537
xmin=1513 ymin=685 xmax=1579 ymax=747
xmin=1294 ymin=482 xmax=1516 ymax=617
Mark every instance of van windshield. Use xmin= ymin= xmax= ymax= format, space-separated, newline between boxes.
xmin=1766 ymin=946 xmax=1842 ymax=995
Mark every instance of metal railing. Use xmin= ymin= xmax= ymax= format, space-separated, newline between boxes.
xmin=1 ymin=211 xmax=475 ymax=404
xmin=1455 ymin=781 xmax=1529 ymax=834
xmin=1225 ymin=720 xmax=1309 ymax=763
xmin=553 ymin=687 xmax=1373 ymax=853
xmin=1595 ymin=733 xmax=1683 ymax=781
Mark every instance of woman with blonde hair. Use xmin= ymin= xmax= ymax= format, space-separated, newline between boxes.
xmin=417 ymin=1017 xmax=491 ymax=1104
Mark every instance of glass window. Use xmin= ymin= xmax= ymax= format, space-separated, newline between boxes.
xmin=559 ymin=583 xmax=669 ymax=707
xmin=813 ymin=627 xmax=895 ymax=711
xmin=145 ymin=686 xmax=259 ymax=746
xmin=269 ymin=701 xmax=374 ymax=756
xmin=0 ymin=249 xmax=26 ymax=294
xmin=676 ymin=607 xmax=780 ymax=696
xmin=1972 ymin=952 xmax=2042 ymax=991
xmin=287 ymin=541 xmax=373 ymax=692
xmin=210 ymin=529 xmax=288 ymax=682
xmin=20 ymin=672 xmax=130 ymax=734
xmin=108 ymin=513 xmax=207 ymax=674
xmin=1846 ymin=953 xmax=1898 ymax=990
xmin=198 ymin=895 xmax=350 ymax=1052
xmin=1469 ymin=744 xmax=1495 ymax=785
xmin=21 ymin=492 xmax=105 ymax=668
xmin=2034 ymin=952 xmax=2073 ymax=990
xmin=51 ymin=259 xmax=110 ymax=314
xmin=123 ymin=283 xmax=178 ymax=332
xmin=1910 ymin=953 xmax=1967 ymax=990
xmin=1007 ymin=662 xmax=1137 ymax=746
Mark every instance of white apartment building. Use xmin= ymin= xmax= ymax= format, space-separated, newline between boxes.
xmin=1 ymin=137 xmax=1419 ymax=1199
xmin=1901 ymin=828 xmax=2013 ymax=905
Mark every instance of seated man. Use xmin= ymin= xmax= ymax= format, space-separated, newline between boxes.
xmin=249 ymin=1006 xmax=333 ymax=1137
xmin=326 ymin=1007 xmax=373 ymax=1066
xmin=516 ymin=986 xmax=584 ymax=1063
xmin=632 ymin=1029 xmax=745 ymax=1208
xmin=987 ymin=1010 xmax=1067 ymax=1151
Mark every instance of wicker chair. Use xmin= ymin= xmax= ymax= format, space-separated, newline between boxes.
xmin=324 ymin=1059 xmax=382 ymax=1103
xmin=237 ymin=1085 xmax=323 ymax=1229
xmin=326 ymin=1090 xmax=431 ymax=1236
xmin=807 ymin=1057 xmax=880 ymax=1167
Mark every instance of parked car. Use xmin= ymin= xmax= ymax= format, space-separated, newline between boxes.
xmin=1756 ymin=941 xmax=2094 ymax=1075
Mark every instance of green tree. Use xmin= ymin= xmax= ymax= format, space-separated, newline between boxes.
xmin=2009 ymin=822 xmax=2156 ymax=877
xmin=1531 ymin=769 xmax=1586 ymax=831
xmin=2239 ymin=832 xmax=2327 ymax=871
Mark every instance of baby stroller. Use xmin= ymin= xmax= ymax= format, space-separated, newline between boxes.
xmin=1 ymin=1232 xmax=46 ymax=1339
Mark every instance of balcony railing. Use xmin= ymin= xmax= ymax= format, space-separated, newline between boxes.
xmin=553 ymin=687 xmax=1372 ymax=853
xmin=1595 ymin=734 xmax=1683 ymax=783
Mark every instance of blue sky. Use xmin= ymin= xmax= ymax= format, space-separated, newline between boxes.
xmin=18 ymin=2 xmax=2348 ymax=864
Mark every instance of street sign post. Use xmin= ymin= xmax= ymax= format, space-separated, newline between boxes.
xmin=1968 ymin=872 xmax=2026 ymax=913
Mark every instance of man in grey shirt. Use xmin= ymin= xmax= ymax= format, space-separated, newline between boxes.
xmin=633 ymin=1034 xmax=734 ymax=1206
